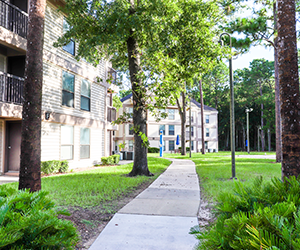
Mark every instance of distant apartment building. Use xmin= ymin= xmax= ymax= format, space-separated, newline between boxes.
xmin=0 ymin=0 xmax=117 ymax=174
xmin=114 ymin=94 xmax=218 ymax=154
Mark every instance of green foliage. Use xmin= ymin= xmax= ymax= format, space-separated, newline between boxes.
xmin=148 ymin=147 xmax=160 ymax=153
xmin=192 ymin=177 xmax=300 ymax=250
xmin=41 ymin=160 xmax=69 ymax=175
xmin=102 ymin=155 xmax=120 ymax=165
xmin=112 ymin=154 xmax=120 ymax=164
xmin=0 ymin=187 xmax=79 ymax=249
xmin=101 ymin=156 xmax=114 ymax=165
xmin=112 ymin=95 xmax=122 ymax=111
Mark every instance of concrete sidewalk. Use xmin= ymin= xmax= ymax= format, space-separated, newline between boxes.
xmin=0 ymin=175 xmax=19 ymax=185
xmin=89 ymin=159 xmax=200 ymax=250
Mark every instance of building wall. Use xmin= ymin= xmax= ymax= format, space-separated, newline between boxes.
xmin=114 ymin=99 xmax=219 ymax=153
xmin=0 ymin=1 xmax=112 ymax=173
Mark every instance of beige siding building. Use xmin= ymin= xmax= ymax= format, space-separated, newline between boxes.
xmin=114 ymin=94 xmax=218 ymax=155
xmin=0 ymin=0 xmax=117 ymax=174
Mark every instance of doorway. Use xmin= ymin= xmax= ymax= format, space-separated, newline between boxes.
xmin=6 ymin=121 xmax=21 ymax=172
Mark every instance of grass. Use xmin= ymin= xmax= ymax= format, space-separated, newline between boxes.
xmin=5 ymin=157 xmax=171 ymax=208
xmin=155 ymin=151 xmax=281 ymax=202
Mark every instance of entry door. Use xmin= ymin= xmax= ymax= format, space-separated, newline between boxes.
xmin=7 ymin=121 xmax=21 ymax=171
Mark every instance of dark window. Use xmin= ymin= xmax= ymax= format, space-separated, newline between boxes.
xmin=206 ymin=128 xmax=209 ymax=137
xmin=206 ymin=115 xmax=209 ymax=124
xmin=169 ymin=140 xmax=175 ymax=151
xmin=129 ymin=140 xmax=133 ymax=151
xmin=169 ymin=125 xmax=175 ymax=135
xmin=62 ymin=71 xmax=74 ymax=107
xmin=129 ymin=124 xmax=134 ymax=135
xmin=63 ymin=18 xmax=75 ymax=55
xmin=63 ymin=40 xmax=75 ymax=55
xmin=81 ymin=79 xmax=90 ymax=111
xmin=159 ymin=125 xmax=165 ymax=135
xmin=191 ymin=141 xmax=194 ymax=151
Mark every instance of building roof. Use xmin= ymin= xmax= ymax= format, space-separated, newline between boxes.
xmin=191 ymin=99 xmax=218 ymax=112
xmin=120 ymin=93 xmax=133 ymax=102
xmin=120 ymin=93 xmax=217 ymax=112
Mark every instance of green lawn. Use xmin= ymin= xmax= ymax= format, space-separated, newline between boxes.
xmin=154 ymin=151 xmax=281 ymax=201
xmin=5 ymin=157 xmax=171 ymax=208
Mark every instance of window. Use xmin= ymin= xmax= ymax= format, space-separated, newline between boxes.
xmin=129 ymin=140 xmax=133 ymax=151
xmin=163 ymin=140 xmax=166 ymax=151
xmin=206 ymin=128 xmax=209 ymax=137
xmin=80 ymin=128 xmax=90 ymax=159
xmin=191 ymin=112 xmax=195 ymax=123
xmin=61 ymin=125 xmax=74 ymax=160
xmin=63 ymin=18 xmax=75 ymax=55
xmin=169 ymin=140 xmax=175 ymax=151
xmin=159 ymin=125 xmax=165 ymax=135
xmin=81 ymin=79 xmax=91 ymax=111
xmin=129 ymin=124 xmax=134 ymax=135
xmin=169 ymin=125 xmax=175 ymax=135
xmin=191 ymin=141 xmax=194 ymax=151
xmin=191 ymin=126 xmax=194 ymax=137
xmin=206 ymin=115 xmax=210 ymax=124
xmin=62 ymin=71 xmax=75 ymax=107
xmin=205 ymin=141 xmax=208 ymax=149
xmin=158 ymin=109 xmax=166 ymax=119
xmin=168 ymin=109 xmax=175 ymax=120
xmin=127 ymin=107 xmax=133 ymax=118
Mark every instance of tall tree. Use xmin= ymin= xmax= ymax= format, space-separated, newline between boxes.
xmin=152 ymin=0 xmax=222 ymax=155
xmin=199 ymin=79 xmax=205 ymax=154
xmin=59 ymin=0 xmax=221 ymax=174
xmin=225 ymin=0 xmax=282 ymax=161
xmin=277 ymin=0 xmax=300 ymax=178
xmin=19 ymin=0 xmax=46 ymax=191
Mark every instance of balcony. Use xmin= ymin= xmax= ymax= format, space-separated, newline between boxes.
xmin=0 ymin=72 xmax=24 ymax=105
xmin=107 ymin=107 xmax=116 ymax=122
xmin=0 ymin=0 xmax=28 ymax=38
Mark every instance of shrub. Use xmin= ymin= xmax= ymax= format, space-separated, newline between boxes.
xmin=0 ymin=186 xmax=79 ymax=249
xmin=148 ymin=147 xmax=160 ymax=153
xmin=41 ymin=160 xmax=69 ymax=175
xmin=101 ymin=156 xmax=114 ymax=165
xmin=58 ymin=160 xmax=69 ymax=173
xmin=112 ymin=154 xmax=120 ymax=164
xmin=178 ymin=147 xmax=190 ymax=151
xmin=191 ymin=176 xmax=300 ymax=250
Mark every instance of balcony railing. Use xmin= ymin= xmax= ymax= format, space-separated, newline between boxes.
xmin=0 ymin=0 xmax=28 ymax=38
xmin=107 ymin=107 xmax=116 ymax=122
xmin=0 ymin=72 xmax=24 ymax=105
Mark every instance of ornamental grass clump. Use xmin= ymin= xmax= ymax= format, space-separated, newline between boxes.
xmin=0 ymin=185 xmax=79 ymax=249
xmin=191 ymin=176 xmax=300 ymax=250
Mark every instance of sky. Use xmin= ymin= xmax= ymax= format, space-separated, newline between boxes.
xmin=232 ymin=45 xmax=274 ymax=70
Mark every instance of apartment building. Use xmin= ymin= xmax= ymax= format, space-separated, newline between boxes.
xmin=0 ymin=0 xmax=117 ymax=174
xmin=114 ymin=94 xmax=218 ymax=154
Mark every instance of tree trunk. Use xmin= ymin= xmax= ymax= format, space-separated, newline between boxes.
xmin=277 ymin=0 xmax=300 ymax=178
xmin=226 ymin=130 xmax=229 ymax=150
xmin=199 ymin=80 xmax=205 ymax=154
xmin=19 ymin=0 xmax=46 ymax=192
xmin=176 ymin=92 xmax=186 ymax=155
xmin=127 ymin=1 xmax=151 ymax=176
xmin=242 ymin=125 xmax=246 ymax=151
xmin=274 ymin=2 xmax=282 ymax=162
xmin=259 ymin=81 xmax=265 ymax=151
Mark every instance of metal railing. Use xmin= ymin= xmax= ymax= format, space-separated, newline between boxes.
xmin=0 ymin=72 xmax=24 ymax=104
xmin=0 ymin=0 xmax=28 ymax=38
xmin=107 ymin=107 xmax=116 ymax=122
